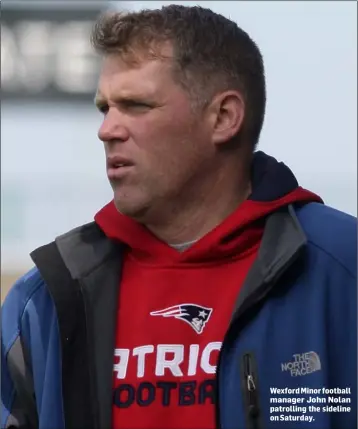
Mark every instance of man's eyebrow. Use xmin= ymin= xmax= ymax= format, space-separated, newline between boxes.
xmin=94 ymin=93 xmax=157 ymax=108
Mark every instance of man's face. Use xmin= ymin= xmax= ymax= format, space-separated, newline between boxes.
xmin=96 ymin=53 xmax=214 ymax=222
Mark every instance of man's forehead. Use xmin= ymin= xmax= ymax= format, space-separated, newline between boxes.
xmin=96 ymin=54 xmax=173 ymax=100
xmin=100 ymin=45 xmax=173 ymax=78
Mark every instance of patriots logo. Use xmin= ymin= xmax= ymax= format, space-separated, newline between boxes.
xmin=150 ymin=303 xmax=213 ymax=334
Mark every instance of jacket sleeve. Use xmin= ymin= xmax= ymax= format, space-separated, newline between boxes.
xmin=1 ymin=274 xmax=39 ymax=429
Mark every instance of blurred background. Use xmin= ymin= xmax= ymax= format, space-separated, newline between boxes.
xmin=1 ymin=1 xmax=357 ymax=301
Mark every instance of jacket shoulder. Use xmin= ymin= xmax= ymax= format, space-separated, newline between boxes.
xmin=1 ymin=268 xmax=46 ymax=351
xmin=295 ymin=202 xmax=357 ymax=278
xmin=2 ymin=222 xmax=98 ymax=326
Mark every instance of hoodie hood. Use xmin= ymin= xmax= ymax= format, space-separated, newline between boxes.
xmin=95 ymin=151 xmax=323 ymax=265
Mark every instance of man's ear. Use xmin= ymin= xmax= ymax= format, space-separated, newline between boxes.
xmin=207 ymin=90 xmax=245 ymax=146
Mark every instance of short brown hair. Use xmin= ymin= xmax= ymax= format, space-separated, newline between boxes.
xmin=91 ymin=5 xmax=266 ymax=149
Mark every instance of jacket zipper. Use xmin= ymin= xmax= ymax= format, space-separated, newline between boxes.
xmin=80 ymin=282 xmax=100 ymax=429
xmin=242 ymin=353 xmax=261 ymax=429
xmin=212 ymin=207 xmax=304 ymax=428
xmin=215 ymin=286 xmax=270 ymax=429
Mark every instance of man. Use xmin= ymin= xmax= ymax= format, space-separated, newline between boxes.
xmin=1 ymin=5 xmax=356 ymax=429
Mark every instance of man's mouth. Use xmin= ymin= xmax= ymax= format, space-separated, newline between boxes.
xmin=107 ymin=157 xmax=134 ymax=180
xmin=112 ymin=163 xmax=128 ymax=169
xmin=107 ymin=156 xmax=133 ymax=169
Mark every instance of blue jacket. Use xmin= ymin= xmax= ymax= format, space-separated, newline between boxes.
xmin=1 ymin=202 xmax=357 ymax=429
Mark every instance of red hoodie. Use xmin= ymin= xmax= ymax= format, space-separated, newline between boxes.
xmin=95 ymin=185 xmax=321 ymax=429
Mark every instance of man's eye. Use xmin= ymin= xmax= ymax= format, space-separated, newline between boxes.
xmin=124 ymin=101 xmax=151 ymax=110
xmin=98 ymin=105 xmax=109 ymax=114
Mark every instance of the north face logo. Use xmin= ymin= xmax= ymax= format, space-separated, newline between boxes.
xmin=150 ymin=304 xmax=213 ymax=334
xmin=281 ymin=351 xmax=321 ymax=377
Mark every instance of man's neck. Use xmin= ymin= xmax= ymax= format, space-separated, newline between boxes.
xmin=144 ymin=171 xmax=251 ymax=245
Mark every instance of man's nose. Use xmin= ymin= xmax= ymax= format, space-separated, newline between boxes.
xmin=97 ymin=108 xmax=130 ymax=142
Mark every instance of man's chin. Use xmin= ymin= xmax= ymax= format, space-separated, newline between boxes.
xmin=113 ymin=197 xmax=150 ymax=223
